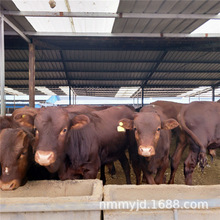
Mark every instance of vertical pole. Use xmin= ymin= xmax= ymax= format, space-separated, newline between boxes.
xmin=14 ymin=95 xmax=15 ymax=111
xmin=141 ymin=86 xmax=144 ymax=107
xmin=0 ymin=14 xmax=5 ymax=115
xmin=212 ymin=86 xmax=215 ymax=102
xmin=29 ymin=43 xmax=35 ymax=108
xmin=69 ymin=86 xmax=71 ymax=105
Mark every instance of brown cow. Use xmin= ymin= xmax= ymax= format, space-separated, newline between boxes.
xmin=12 ymin=106 xmax=39 ymax=129
xmin=34 ymin=106 xmax=134 ymax=184
xmin=178 ymin=101 xmax=220 ymax=184
xmin=0 ymin=127 xmax=57 ymax=191
xmin=150 ymin=101 xmax=187 ymax=184
xmin=0 ymin=128 xmax=34 ymax=190
xmin=118 ymin=105 xmax=179 ymax=184
xmin=0 ymin=106 xmax=39 ymax=131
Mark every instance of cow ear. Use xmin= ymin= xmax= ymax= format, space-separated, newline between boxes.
xmin=117 ymin=118 xmax=133 ymax=132
xmin=161 ymin=119 xmax=179 ymax=130
xmin=71 ymin=114 xmax=90 ymax=130
xmin=13 ymin=113 xmax=35 ymax=128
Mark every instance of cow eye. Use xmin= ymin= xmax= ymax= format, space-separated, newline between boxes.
xmin=60 ymin=128 xmax=68 ymax=135
xmin=157 ymin=127 xmax=161 ymax=131
xmin=19 ymin=151 xmax=27 ymax=159
xmin=133 ymin=127 xmax=137 ymax=131
xmin=34 ymin=127 xmax=38 ymax=134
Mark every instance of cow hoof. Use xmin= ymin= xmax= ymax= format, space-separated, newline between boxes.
xmin=199 ymin=153 xmax=208 ymax=170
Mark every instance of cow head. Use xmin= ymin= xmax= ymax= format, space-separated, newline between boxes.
xmin=0 ymin=128 xmax=32 ymax=190
xmin=34 ymin=107 xmax=72 ymax=173
xmin=12 ymin=106 xmax=39 ymax=129
xmin=118 ymin=112 xmax=179 ymax=157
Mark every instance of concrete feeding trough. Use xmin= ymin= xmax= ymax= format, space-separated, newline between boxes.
xmin=103 ymin=184 xmax=220 ymax=220
xmin=0 ymin=179 xmax=103 ymax=220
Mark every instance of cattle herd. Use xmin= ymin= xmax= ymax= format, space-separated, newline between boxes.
xmin=0 ymin=101 xmax=219 ymax=190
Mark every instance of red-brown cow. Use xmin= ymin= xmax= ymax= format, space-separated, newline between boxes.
xmin=34 ymin=105 xmax=134 ymax=184
xmin=0 ymin=106 xmax=39 ymax=131
xmin=0 ymin=128 xmax=34 ymax=190
xmin=150 ymin=101 xmax=187 ymax=184
xmin=118 ymin=105 xmax=179 ymax=184
xmin=12 ymin=106 xmax=39 ymax=129
xmin=0 ymin=127 xmax=57 ymax=191
xmin=178 ymin=101 xmax=220 ymax=184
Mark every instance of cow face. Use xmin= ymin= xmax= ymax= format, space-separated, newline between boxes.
xmin=34 ymin=107 xmax=71 ymax=173
xmin=0 ymin=128 xmax=31 ymax=190
xmin=118 ymin=112 xmax=179 ymax=157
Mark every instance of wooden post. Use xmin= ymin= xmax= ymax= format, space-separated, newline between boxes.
xmin=29 ymin=43 xmax=35 ymax=108
xmin=0 ymin=14 xmax=5 ymax=115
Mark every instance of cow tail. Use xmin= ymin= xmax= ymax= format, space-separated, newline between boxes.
xmin=178 ymin=107 xmax=207 ymax=169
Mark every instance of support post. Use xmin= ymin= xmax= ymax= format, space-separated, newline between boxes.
xmin=69 ymin=86 xmax=71 ymax=105
xmin=29 ymin=43 xmax=35 ymax=108
xmin=212 ymin=86 xmax=215 ymax=102
xmin=141 ymin=87 xmax=144 ymax=107
xmin=0 ymin=14 xmax=5 ymax=115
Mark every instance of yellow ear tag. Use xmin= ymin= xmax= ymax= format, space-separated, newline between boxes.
xmin=117 ymin=126 xmax=126 ymax=132
xmin=22 ymin=115 xmax=26 ymax=118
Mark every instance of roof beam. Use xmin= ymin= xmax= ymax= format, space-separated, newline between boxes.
xmin=142 ymin=51 xmax=168 ymax=88
xmin=5 ymin=31 xmax=220 ymax=38
xmin=5 ymin=70 xmax=220 ymax=73
xmin=5 ymin=59 xmax=220 ymax=64
xmin=59 ymin=50 xmax=71 ymax=87
xmin=2 ymin=14 xmax=31 ymax=43
xmin=2 ymin=11 xmax=220 ymax=20
xmin=6 ymin=85 xmax=209 ymax=89
xmin=5 ymin=77 xmax=220 ymax=81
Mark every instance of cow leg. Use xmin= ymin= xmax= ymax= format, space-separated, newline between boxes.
xmin=184 ymin=148 xmax=198 ymax=185
xmin=100 ymin=164 xmax=106 ymax=185
xmin=168 ymin=131 xmax=187 ymax=184
xmin=130 ymin=158 xmax=142 ymax=185
xmin=155 ymin=157 xmax=169 ymax=184
xmin=144 ymin=173 xmax=156 ymax=184
xmin=106 ymin=162 xmax=117 ymax=179
xmin=141 ymin=161 xmax=155 ymax=184
xmin=118 ymin=152 xmax=131 ymax=184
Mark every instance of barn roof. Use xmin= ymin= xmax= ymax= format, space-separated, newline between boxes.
xmin=1 ymin=0 xmax=220 ymax=98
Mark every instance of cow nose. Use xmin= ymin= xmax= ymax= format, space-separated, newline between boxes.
xmin=138 ymin=145 xmax=155 ymax=157
xmin=0 ymin=179 xmax=19 ymax=191
xmin=35 ymin=150 xmax=55 ymax=166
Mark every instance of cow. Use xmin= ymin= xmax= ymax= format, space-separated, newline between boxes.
xmin=0 ymin=127 xmax=57 ymax=191
xmin=150 ymin=101 xmax=187 ymax=184
xmin=0 ymin=106 xmax=39 ymax=131
xmin=118 ymin=105 xmax=179 ymax=184
xmin=12 ymin=106 xmax=39 ymax=129
xmin=0 ymin=128 xmax=34 ymax=190
xmin=34 ymin=105 xmax=134 ymax=184
xmin=177 ymin=101 xmax=220 ymax=184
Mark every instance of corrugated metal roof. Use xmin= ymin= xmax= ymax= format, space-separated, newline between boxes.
xmin=1 ymin=0 xmax=220 ymax=98
xmin=113 ymin=0 xmax=220 ymax=34
xmin=4 ymin=37 xmax=220 ymax=97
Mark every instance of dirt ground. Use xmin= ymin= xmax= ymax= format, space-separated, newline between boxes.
xmin=101 ymin=139 xmax=220 ymax=185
